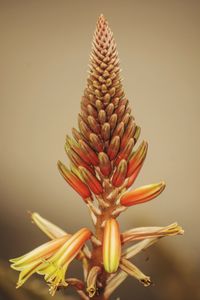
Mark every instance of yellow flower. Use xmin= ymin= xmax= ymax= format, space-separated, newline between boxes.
xmin=103 ymin=218 xmax=121 ymax=273
xmin=10 ymin=227 xmax=91 ymax=295
xmin=10 ymin=235 xmax=69 ymax=288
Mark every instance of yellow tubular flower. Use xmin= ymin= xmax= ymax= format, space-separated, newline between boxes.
xmin=37 ymin=227 xmax=92 ymax=295
xmin=10 ymin=235 xmax=70 ymax=288
xmin=103 ymin=218 xmax=121 ymax=273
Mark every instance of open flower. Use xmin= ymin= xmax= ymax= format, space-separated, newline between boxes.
xmin=10 ymin=235 xmax=70 ymax=288
xmin=10 ymin=228 xmax=92 ymax=295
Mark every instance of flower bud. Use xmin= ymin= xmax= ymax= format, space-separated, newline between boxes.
xmin=79 ymin=166 xmax=103 ymax=195
xmin=103 ymin=218 xmax=121 ymax=273
xmin=120 ymin=181 xmax=166 ymax=207
xmin=112 ymin=159 xmax=127 ymax=187
xmin=127 ymin=141 xmax=148 ymax=177
xmin=57 ymin=161 xmax=92 ymax=201
xmin=98 ymin=152 xmax=111 ymax=176
xmin=107 ymin=136 xmax=120 ymax=160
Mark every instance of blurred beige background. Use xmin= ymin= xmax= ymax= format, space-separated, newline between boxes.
xmin=0 ymin=0 xmax=200 ymax=299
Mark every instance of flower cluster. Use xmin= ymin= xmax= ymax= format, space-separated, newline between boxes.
xmin=10 ymin=15 xmax=183 ymax=299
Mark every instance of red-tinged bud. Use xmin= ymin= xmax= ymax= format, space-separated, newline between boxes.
xmin=115 ymin=138 xmax=134 ymax=166
xmin=98 ymin=152 xmax=111 ymax=176
xmin=98 ymin=109 xmax=106 ymax=124
xmin=115 ymin=104 xmax=126 ymax=121
xmin=72 ymin=128 xmax=86 ymax=143
xmin=103 ymin=218 xmax=121 ymax=273
xmin=103 ymin=93 xmax=111 ymax=105
xmin=81 ymin=96 xmax=90 ymax=107
xmin=112 ymin=97 xmax=120 ymax=107
xmin=119 ymin=98 xmax=128 ymax=107
xmin=109 ymin=113 xmax=118 ymax=131
xmin=89 ymin=133 xmax=104 ymax=152
xmin=106 ymin=103 xmax=115 ymax=117
xmin=107 ymin=136 xmax=120 ymax=160
xmin=87 ymin=116 xmax=101 ymax=134
xmin=65 ymin=136 xmax=91 ymax=165
xmin=79 ymin=166 xmax=103 ymax=195
xmin=113 ymin=122 xmax=124 ymax=138
xmin=112 ymin=159 xmax=127 ymax=187
xmin=78 ymin=118 xmax=92 ymax=140
xmin=121 ymin=113 xmax=130 ymax=127
xmin=57 ymin=161 xmax=92 ymax=201
xmin=134 ymin=126 xmax=141 ymax=143
xmin=96 ymin=100 xmax=103 ymax=111
xmin=87 ymin=104 xmax=98 ymax=118
xmin=127 ymin=141 xmax=148 ymax=177
xmin=65 ymin=148 xmax=95 ymax=175
xmin=121 ymin=119 xmax=136 ymax=149
xmin=101 ymin=123 xmax=111 ymax=141
xmin=126 ymin=163 xmax=143 ymax=188
xmin=79 ymin=140 xmax=99 ymax=166
xmin=80 ymin=103 xmax=87 ymax=114
xmin=120 ymin=181 xmax=166 ymax=207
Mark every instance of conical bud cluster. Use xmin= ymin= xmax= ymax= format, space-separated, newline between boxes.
xmin=58 ymin=15 xmax=143 ymax=200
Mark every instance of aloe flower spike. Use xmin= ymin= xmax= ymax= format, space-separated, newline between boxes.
xmin=10 ymin=14 xmax=183 ymax=299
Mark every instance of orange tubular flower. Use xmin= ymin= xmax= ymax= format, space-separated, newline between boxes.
xmin=103 ymin=218 xmax=121 ymax=273
xmin=57 ymin=160 xmax=92 ymax=201
xmin=120 ymin=181 xmax=166 ymax=207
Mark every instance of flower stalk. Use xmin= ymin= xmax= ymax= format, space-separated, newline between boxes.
xmin=10 ymin=14 xmax=183 ymax=300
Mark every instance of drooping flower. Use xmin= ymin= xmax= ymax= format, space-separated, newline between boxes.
xmin=10 ymin=235 xmax=70 ymax=288
xmin=10 ymin=228 xmax=91 ymax=295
